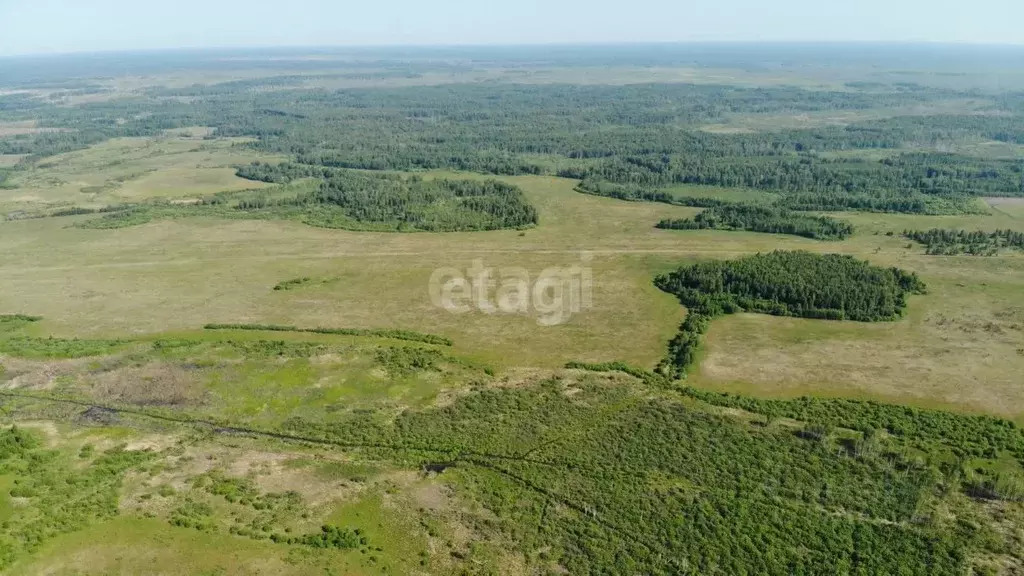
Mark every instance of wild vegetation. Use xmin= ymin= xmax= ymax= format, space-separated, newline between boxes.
xmin=2 ymin=45 xmax=1024 ymax=574
xmin=2 ymin=355 xmax=1023 ymax=574
xmin=657 ymin=204 xmax=854 ymax=240
xmin=0 ymin=427 xmax=155 ymax=569
xmin=575 ymin=178 xmax=736 ymax=208
xmin=5 ymin=56 xmax=1024 ymax=221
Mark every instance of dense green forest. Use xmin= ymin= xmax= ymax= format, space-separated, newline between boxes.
xmin=562 ymin=152 xmax=1019 ymax=214
xmin=654 ymin=251 xmax=926 ymax=376
xmin=656 ymin=204 xmax=854 ymax=240
xmin=904 ymin=228 xmax=1024 ymax=255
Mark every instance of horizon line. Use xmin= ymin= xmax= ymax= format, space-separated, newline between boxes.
xmin=4 ymin=39 xmax=1024 ymax=60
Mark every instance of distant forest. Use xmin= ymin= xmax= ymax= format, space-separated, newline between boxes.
xmin=2 ymin=78 xmax=1023 ymax=216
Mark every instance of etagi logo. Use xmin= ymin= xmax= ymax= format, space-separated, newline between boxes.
xmin=429 ymin=254 xmax=593 ymax=326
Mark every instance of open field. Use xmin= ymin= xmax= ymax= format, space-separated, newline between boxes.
xmin=0 ymin=154 xmax=24 ymax=167
xmin=700 ymin=98 xmax=994 ymax=131
xmin=0 ymin=120 xmax=64 ymax=137
xmin=3 ymin=170 xmax=1024 ymax=420
xmin=987 ymin=197 xmax=1024 ymax=219
xmin=0 ymin=136 xmax=278 ymax=214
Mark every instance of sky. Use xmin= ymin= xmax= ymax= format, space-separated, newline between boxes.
xmin=0 ymin=0 xmax=1022 ymax=56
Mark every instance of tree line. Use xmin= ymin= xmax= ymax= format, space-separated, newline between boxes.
xmin=233 ymin=163 xmax=538 ymax=232
xmin=657 ymin=204 xmax=854 ymax=240
xmin=904 ymin=228 xmax=1024 ymax=256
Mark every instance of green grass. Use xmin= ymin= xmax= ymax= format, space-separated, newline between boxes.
xmin=3 ymin=53 xmax=1024 ymax=574
xmin=0 ymin=336 xmax=129 ymax=359
xmin=7 ymin=517 xmax=351 ymax=576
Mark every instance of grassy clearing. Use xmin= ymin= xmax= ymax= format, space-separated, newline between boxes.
xmin=987 ymin=197 xmax=1024 ymax=220
xmin=203 ymin=324 xmax=453 ymax=346
xmin=659 ymin=183 xmax=778 ymax=203
xmin=699 ymin=98 xmax=991 ymax=131
xmin=0 ymin=121 xmax=61 ymax=137
xmin=0 ymin=136 xmax=280 ymax=213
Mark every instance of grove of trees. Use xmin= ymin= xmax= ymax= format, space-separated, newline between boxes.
xmin=657 ymin=204 xmax=854 ymax=240
xmin=654 ymin=251 xmax=926 ymax=377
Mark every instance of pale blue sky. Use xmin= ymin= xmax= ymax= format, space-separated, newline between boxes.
xmin=0 ymin=0 xmax=1022 ymax=56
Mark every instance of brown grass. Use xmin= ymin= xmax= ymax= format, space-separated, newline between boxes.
xmin=88 ymin=362 xmax=204 ymax=407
